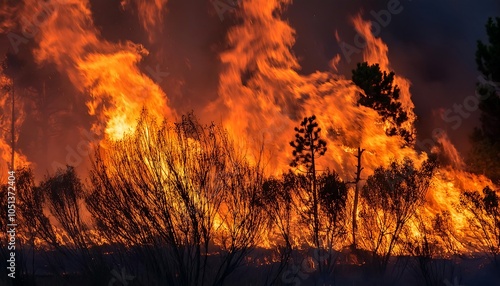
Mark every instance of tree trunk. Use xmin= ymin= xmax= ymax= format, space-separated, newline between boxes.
xmin=352 ymin=147 xmax=364 ymax=249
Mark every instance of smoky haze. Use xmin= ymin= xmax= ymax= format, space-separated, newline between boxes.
xmin=0 ymin=0 xmax=498 ymax=176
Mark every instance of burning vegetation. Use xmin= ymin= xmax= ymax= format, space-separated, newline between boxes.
xmin=0 ymin=0 xmax=499 ymax=285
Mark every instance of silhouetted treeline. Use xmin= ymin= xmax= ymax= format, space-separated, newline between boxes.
xmin=0 ymin=110 xmax=497 ymax=286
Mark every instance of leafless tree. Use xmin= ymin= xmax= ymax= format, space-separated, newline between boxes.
xmin=41 ymin=167 xmax=101 ymax=273
xmin=406 ymin=213 xmax=462 ymax=286
xmin=460 ymin=185 xmax=500 ymax=268
xmin=15 ymin=167 xmax=42 ymax=285
xmin=259 ymin=173 xmax=294 ymax=284
xmin=86 ymin=111 xmax=266 ymax=286
xmin=358 ymin=156 xmax=436 ymax=276
xmin=317 ymin=170 xmax=349 ymax=273
xmin=15 ymin=166 xmax=107 ymax=284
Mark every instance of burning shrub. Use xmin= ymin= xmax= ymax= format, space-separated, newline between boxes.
xmin=86 ymin=111 xmax=266 ymax=286
xmin=359 ymin=156 xmax=437 ymax=275
xmin=318 ymin=171 xmax=348 ymax=233
xmin=460 ymin=185 xmax=500 ymax=267
xmin=15 ymin=166 xmax=108 ymax=284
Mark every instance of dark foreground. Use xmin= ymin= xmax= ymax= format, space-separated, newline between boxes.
xmin=1 ymin=247 xmax=499 ymax=286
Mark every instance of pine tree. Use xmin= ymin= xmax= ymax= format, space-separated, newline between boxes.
xmin=467 ymin=17 xmax=500 ymax=184
xmin=352 ymin=62 xmax=414 ymax=146
xmin=290 ymin=115 xmax=327 ymax=253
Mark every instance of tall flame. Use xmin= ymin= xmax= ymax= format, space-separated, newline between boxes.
xmin=353 ymin=15 xmax=497 ymax=251
xmin=23 ymin=0 xmax=175 ymax=141
xmin=0 ymin=0 xmax=496 ymax=254
xmin=353 ymin=15 xmax=416 ymax=139
xmin=213 ymin=0 xmax=498 ymax=251
xmin=213 ymin=0 xmax=421 ymax=178
xmin=121 ymin=0 xmax=168 ymax=42
xmin=0 ymin=67 xmax=28 ymax=170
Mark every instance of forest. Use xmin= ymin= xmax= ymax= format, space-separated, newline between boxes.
xmin=0 ymin=0 xmax=499 ymax=284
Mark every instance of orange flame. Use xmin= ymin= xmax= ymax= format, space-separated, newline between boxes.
xmin=212 ymin=1 xmax=421 ymax=178
xmin=1 ymin=0 xmax=496 ymax=254
xmin=212 ymin=1 xmax=498 ymax=251
xmin=353 ymin=15 xmax=416 ymax=139
xmin=24 ymin=0 xmax=175 ymax=141
xmin=0 ymin=69 xmax=29 ymax=170
xmin=121 ymin=0 xmax=168 ymax=42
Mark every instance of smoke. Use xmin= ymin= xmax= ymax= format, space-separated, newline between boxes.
xmin=120 ymin=0 xmax=168 ymax=42
xmin=0 ymin=0 xmax=498 ymax=176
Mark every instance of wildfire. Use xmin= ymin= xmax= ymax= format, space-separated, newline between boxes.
xmin=0 ymin=67 xmax=28 ymax=170
xmin=214 ymin=0 xmax=421 ymax=178
xmin=0 ymin=0 xmax=497 ymax=257
xmin=120 ymin=0 xmax=168 ymax=42
xmin=212 ymin=0 xmax=498 ymax=252
xmin=21 ymin=0 xmax=175 ymax=141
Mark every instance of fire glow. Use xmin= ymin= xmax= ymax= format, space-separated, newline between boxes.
xmin=0 ymin=0 xmax=499 ymax=285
